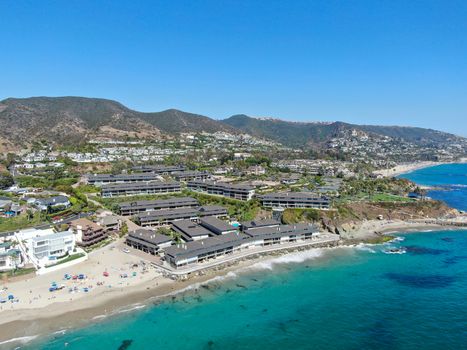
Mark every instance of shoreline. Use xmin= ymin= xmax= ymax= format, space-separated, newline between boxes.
xmin=376 ymin=159 xmax=467 ymax=178
xmin=1 ymin=222 xmax=466 ymax=348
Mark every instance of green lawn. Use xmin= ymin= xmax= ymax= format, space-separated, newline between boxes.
xmin=46 ymin=253 xmax=86 ymax=267
xmin=0 ymin=212 xmax=45 ymax=232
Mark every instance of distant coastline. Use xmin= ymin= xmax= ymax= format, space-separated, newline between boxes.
xmin=377 ymin=159 xmax=467 ymax=178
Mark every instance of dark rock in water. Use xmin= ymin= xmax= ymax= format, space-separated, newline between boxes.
xmin=236 ymin=284 xmax=247 ymax=289
xmin=239 ymin=304 xmax=247 ymax=310
xmin=262 ymin=308 xmax=268 ymax=313
xmin=405 ymin=246 xmax=448 ymax=255
xmin=384 ymin=272 xmax=456 ymax=288
xmin=201 ymin=284 xmax=210 ymax=290
xmin=207 ymin=340 xmax=215 ymax=348
xmin=118 ymin=339 xmax=133 ymax=350
xmin=441 ymin=237 xmax=454 ymax=242
xmin=225 ymin=288 xmax=231 ymax=294
xmin=251 ymin=278 xmax=258 ymax=282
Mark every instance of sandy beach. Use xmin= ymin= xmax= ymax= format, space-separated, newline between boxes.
xmin=1 ymin=220 xmax=465 ymax=348
xmin=376 ymin=159 xmax=467 ymax=178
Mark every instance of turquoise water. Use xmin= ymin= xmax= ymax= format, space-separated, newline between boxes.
xmin=29 ymin=164 xmax=467 ymax=350
xmin=30 ymin=232 xmax=467 ymax=350
xmin=399 ymin=163 xmax=467 ymax=211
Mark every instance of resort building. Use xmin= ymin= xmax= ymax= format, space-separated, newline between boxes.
xmin=199 ymin=217 xmax=237 ymax=235
xmin=241 ymin=219 xmax=281 ymax=230
xmin=164 ymin=232 xmax=251 ymax=268
xmin=197 ymin=205 xmax=228 ymax=219
xmin=125 ymin=229 xmax=173 ymax=255
xmin=259 ymin=192 xmax=331 ymax=209
xmin=69 ymin=218 xmax=109 ymax=247
xmin=101 ymin=181 xmax=181 ymax=198
xmin=118 ymin=197 xmax=199 ymax=216
xmin=187 ymin=180 xmax=255 ymax=201
xmin=171 ymin=220 xmax=213 ymax=241
xmin=87 ymin=173 xmax=161 ymax=186
xmin=137 ymin=208 xmax=200 ymax=227
xmin=135 ymin=205 xmax=229 ymax=228
xmin=130 ymin=165 xmax=186 ymax=174
xmin=243 ymin=223 xmax=319 ymax=246
xmin=163 ymin=223 xmax=320 ymax=268
xmin=172 ymin=170 xmax=211 ymax=182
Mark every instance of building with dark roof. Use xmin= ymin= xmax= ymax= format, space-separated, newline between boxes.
xmin=101 ymin=181 xmax=181 ymax=198
xmin=133 ymin=205 xmax=229 ymax=228
xmin=199 ymin=217 xmax=237 ymax=235
xmin=164 ymin=232 xmax=250 ymax=267
xmin=172 ymin=170 xmax=211 ymax=182
xmin=136 ymin=208 xmax=200 ymax=227
xmin=244 ymin=223 xmax=319 ymax=246
xmin=87 ymin=173 xmax=160 ymax=186
xmin=171 ymin=220 xmax=213 ymax=242
xmin=34 ymin=196 xmax=71 ymax=211
xmin=197 ymin=205 xmax=228 ymax=219
xmin=131 ymin=165 xmax=186 ymax=174
xmin=162 ymin=223 xmax=320 ymax=268
xmin=125 ymin=229 xmax=173 ymax=255
xmin=118 ymin=197 xmax=199 ymax=216
xmin=187 ymin=180 xmax=255 ymax=201
xmin=241 ymin=219 xmax=281 ymax=230
xmin=259 ymin=192 xmax=330 ymax=209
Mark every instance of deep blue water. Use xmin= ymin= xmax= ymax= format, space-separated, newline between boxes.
xmin=399 ymin=163 xmax=467 ymax=211
xmin=25 ymin=164 xmax=467 ymax=350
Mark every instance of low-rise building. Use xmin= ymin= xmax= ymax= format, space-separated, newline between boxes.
xmin=137 ymin=208 xmax=200 ymax=227
xmin=118 ymin=197 xmax=199 ymax=216
xmin=171 ymin=220 xmax=213 ymax=241
xmin=0 ymin=242 xmax=22 ymax=271
xmin=130 ymin=165 xmax=186 ymax=174
xmin=28 ymin=230 xmax=75 ymax=263
xmin=69 ymin=218 xmax=109 ymax=247
xmin=101 ymin=181 xmax=181 ymax=198
xmin=187 ymin=180 xmax=255 ymax=201
xmin=259 ymin=192 xmax=330 ymax=209
xmin=87 ymin=173 xmax=161 ymax=186
xmin=125 ymin=229 xmax=173 ymax=255
xmin=199 ymin=217 xmax=237 ymax=235
xmin=172 ymin=170 xmax=211 ymax=182
xmin=241 ymin=219 xmax=281 ymax=230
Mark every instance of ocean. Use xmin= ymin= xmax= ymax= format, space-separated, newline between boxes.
xmin=26 ymin=164 xmax=467 ymax=350
xmin=399 ymin=163 xmax=467 ymax=212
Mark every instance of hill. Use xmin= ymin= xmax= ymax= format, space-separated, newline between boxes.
xmin=0 ymin=97 xmax=235 ymax=149
xmin=221 ymin=114 xmax=464 ymax=148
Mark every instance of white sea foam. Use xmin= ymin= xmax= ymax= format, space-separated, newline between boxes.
xmin=92 ymin=314 xmax=107 ymax=320
xmin=116 ymin=304 xmax=146 ymax=314
xmin=355 ymin=244 xmax=377 ymax=253
xmin=0 ymin=335 xmax=39 ymax=346
xmin=245 ymin=249 xmax=324 ymax=271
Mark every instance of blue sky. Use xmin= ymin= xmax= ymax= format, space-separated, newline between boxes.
xmin=1 ymin=0 xmax=466 ymax=135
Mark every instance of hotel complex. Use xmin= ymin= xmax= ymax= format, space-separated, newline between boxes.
xmin=187 ymin=180 xmax=255 ymax=201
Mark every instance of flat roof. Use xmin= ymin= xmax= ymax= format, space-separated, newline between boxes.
xmin=128 ymin=229 xmax=172 ymax=245
xmin=118 ymin=197 xmax=199 ymax=210
xmin=171 ymin=220 xmax=213 ymax=238
xmin=241 ymin=219 xmax=281 ymax=230
xmin=199 ymin=216 xmax=236 ymax=233
xmin=164 ymin=232 xmax=250 ymax=259
xmin=260 ymin=192 xmax=330 ymax=201
xmin=244 ymin=224 xmax=318 ymax=238
xmin=88 ymin=173 xmax=159 ymax=181
xmin=137 ymin=208 xmax=199 ymax=222
xmin=188 ymin=180 xmax=255 ymax=192
xmin=101 ymin=181 xmax=180 ymax=191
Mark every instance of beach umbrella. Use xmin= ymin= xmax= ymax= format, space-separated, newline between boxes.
xmin=8 ymin=294 xmax=14 ymax=300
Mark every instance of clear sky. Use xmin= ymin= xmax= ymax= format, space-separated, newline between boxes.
xmin=1 ymin=0 xmax=466 ymax=135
